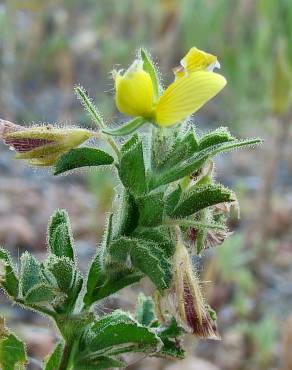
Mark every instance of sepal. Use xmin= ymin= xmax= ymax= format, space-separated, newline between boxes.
xmin=140 ymin=48 xmax=160 ymax=99
xmin=102 ymin=117 xmax=146 ymax=136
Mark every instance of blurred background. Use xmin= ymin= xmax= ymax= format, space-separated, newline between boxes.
xmin=0 ymin=0 xmax=292 ymax=369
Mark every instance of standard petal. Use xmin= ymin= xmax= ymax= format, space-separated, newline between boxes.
xmin=155 ymin=71 xmax=226 ymax=127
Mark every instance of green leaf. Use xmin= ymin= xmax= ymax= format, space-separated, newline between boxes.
xmin=84 ymin=268 xmax=143 ymax=305
xmin=156 ymin=318 xmax=185 ymax=359
xmin=44 ymin=341 xmax=64 ymax=370
xmin=107 ymin=237 xmax=134 ymax=264
xmin=119 ymin=135 xmax=147 ymax=195
xmin=195 ymin=209 xmax=209 ymax=255
xmin=164 ymin=185 xmax=182 ymax=216
xmin=121 ymin=133 xmax=139 ymax=154
xmin=198 ymin=127 xmax=234 ymax=150
xmin=132 ymin=226 xmax=175 ymax=258
xmin=0 ymin=249 xmax=19 ymax=298
xmin=20 ymin=252 xmax=43 ymax=297
xmin=137 ymin=190 xmax=164 ymax=227
xmin=84 ymin=215 xmax=143 ymax=305
xmin=159 ymin=318 xmax=185 ymax=339
xmin=48 ymin=209 xmax=74 ymax=260
xmin=131 ymin=240 xmax=172 ymax=291
xmin=46 ymin=256 xmax=75 ymax=293
xmin=115 ymin=192 xmax=139 ymax=237
xmin=157 ymin=128 xmax=199 ymax=171
xmin=75 ymin=356 xmax=124 ymax=370
xmin=102 ymin=117 xmax=146 ymax=136
xmin=157 ymin=338 xmax=185 ymax=359
xmin=83 ymin=310 xmax=161 ymax=356
xmin=46 ymin=255 xmax=83 ymax=312
xmin=170 ymin=184 xmax=235 ymax=218
xmin=109 ymin=237 xmax=172 ymax=291
xmin=85 ymin=214 xmax=112 ymax=298
xmin=135 ymin=293 xmax=157 ymax=326
xmin=24 ymin=283 xmax=56 ymax=304
xmin=0 ymin=318 xmax=27 ymax=370
xmin=141 ymin=48 xmax=160 ymax=99
xmin=151 ymin=138 xmax=261 ymax=188
xmin=54 ymin=147 xmax=114 ymax=175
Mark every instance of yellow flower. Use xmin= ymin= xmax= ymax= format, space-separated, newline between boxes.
xmin=0 ymin=120 xmax=94 ymax=166
xmin=114 ymin=47 xmax=226 ymax=127
xmin=114 ymin=60 xmax=154 ymax=118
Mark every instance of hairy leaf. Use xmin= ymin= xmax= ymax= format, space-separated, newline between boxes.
xmin=157 ymin=128 xmax=199 ymax=171
xmin=137 ymin=191 xmax=164 ymax=227
xmin=44 ymin=341 xmax=64 ymax=370
xmin=48 ymin=209 xmax=74 ymax=260
xmin=132 ymin=226 xmax=175 ymax=258
xmin=159 ymin=318 xmax=185 ymax=339
xmin=84 ymin=268 xmax=143 ymax=305
xmin=151 ymin=138 xmax=261 ymax=188
xmin=170 ymin=184 xmax=235 ymax=218
xmin=115 ymin=192 xmax=139 ymax=237
xmin=24 ymin=283 xmax=56 ymax=304
xmin=0 ymin=318 xmax=27 ymax=370
xmin=84 ymin=215 xmax=143 ymax=305
xmin=54 ymin=147 xmax=114 ymax=175
xmin=20 ymin=252 xmax=43 ymax=297
xmin=84 ymin=215 xmax=112 ymax=304
xmin=198 ymin=126 xmax=234 ymax=150
xmin=119 ymin=136 xmax=147 ymax=195
xmin=135 ymin=293 xmax=157 ymax=326
xmin=0 ymin=248 xmax=19 ymax=298
xmin=157 ymin=338 xmax=185 ymax=359
xmin=83 ymin=310 xmax=161 ymax=356
xmin=130 ymin=239 xmax=172 ymax=291
xmin=46 ymin=255 xmax=83 ymax=312
xmin=155 ymin=318 xmax=185 ymax=359
xmin=164 ymin=185 xmax=182 ymax=216
xmin=108 ymin=237 xmax=172 ymax=291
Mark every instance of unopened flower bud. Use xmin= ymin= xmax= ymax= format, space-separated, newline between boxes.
xmin=0 ymin=120 xmax=95 ymax=166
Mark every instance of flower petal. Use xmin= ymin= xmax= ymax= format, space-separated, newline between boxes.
xmin=174 ymin=47 xmax=219 ymax=78
xmin=115 ymin=61 xmax=154 ymax=117
xmin=156 ymin=71 xmax=226 ymax=127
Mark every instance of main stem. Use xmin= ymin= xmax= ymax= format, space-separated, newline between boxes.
xmin=59 ymin=343 xmax=73 ymax=370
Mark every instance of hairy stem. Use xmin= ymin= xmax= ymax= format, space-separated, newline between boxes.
xmin=59 ymin=342 xmax=73 ymax=370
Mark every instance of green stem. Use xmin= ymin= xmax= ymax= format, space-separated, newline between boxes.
xmin=59 ymin=342 xmax=74 ymax=370
xmin=101 ymin=133 xmax=121 ymax=159
xmin=75 ymin=85 xmax=121 ymax=159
